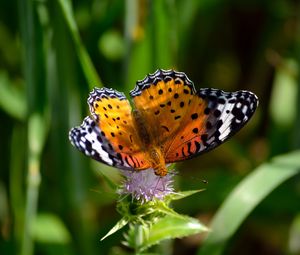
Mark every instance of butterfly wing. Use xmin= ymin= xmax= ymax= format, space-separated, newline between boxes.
xmin=69 ymin=88 xmax=151 ymax=170
xmin=130 ymin=69 xmax=258 ymax=163
xmin=130 ymin=69 xmax=197 ymax=145
xmin=164 ymin=88 xmax=258 ymax=162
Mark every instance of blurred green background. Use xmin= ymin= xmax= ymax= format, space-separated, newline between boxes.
xmin=1 ymin=0 xmax=300 ymax=254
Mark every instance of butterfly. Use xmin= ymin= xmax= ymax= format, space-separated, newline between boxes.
xmin=69 ymin=69 xmax=258 ymax=176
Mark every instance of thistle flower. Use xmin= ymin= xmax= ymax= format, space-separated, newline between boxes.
xmin=119 ymin=169 xmax=175 ymax=203
xmin=101 ymin=169 xmax=208 ymax=251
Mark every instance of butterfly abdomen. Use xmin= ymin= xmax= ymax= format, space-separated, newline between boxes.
xmin=132 ymin=108 xmax=168 ymax=176
xmin=132 ymin=109 xmax=152 ymax=147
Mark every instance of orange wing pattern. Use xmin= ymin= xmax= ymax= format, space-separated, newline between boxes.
xmin=130 ymin=70 xmax=199 ymax=146
xmin=164 ymin=88 xmax=258 ymax=162
xmin=69 ymin=88 xmax=151 ymax=170
xmin=130 ymin=70 xmax=258 ymax=163
xmin=70 ymin=69 xmax=258 ymax=174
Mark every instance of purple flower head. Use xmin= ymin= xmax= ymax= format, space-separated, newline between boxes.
xmin=119 ymin=169 xmax=175 ymax=203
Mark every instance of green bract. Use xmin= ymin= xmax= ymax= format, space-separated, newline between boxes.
xmin=102 ymin=189 xmax=208 ymax=254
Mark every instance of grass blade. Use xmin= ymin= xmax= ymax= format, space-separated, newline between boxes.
xmin=198 ymin=150 xmax=300 ymax=255
xmin=56 ymin=0 xmax=102 ymax=88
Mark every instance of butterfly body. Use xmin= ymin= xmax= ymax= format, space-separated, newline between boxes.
xmin=69 ymin=69 xmax=258 ymax=176
xmin=130 ymin=108 xmax=168 ymax=176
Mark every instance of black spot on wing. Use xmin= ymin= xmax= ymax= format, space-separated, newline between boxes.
xmin=166 ymin=88 xmax=258 ymax=163
xmin=88 ymin=87 xmax=127 ymax=113
xmin=69 ymin=115 xmax=134 ymax=171
xmin=129 ymin=69 xmax=196 ymax=97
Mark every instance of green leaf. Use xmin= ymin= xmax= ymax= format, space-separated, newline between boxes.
xmin=288 ymin=214 xmax=300 ymax=254
xmin=270 ymin=59 xmax=298 ymax=127
xmin=155 ymin=200 xmax=187 ymax=220
xmin=101 ymin=217 xmax=129 ymax=241
xmin=0 ymin=71 xmax=26 ymax=120
xmin=56 ymin=0 xmax=102 ymax=88
xmin=198 ymin=150 xmax=300 ymax=255
xmin=137 ymin=215 xmax=208 ymax=252
xmin=166 ymin=189 xmax=205 ymax=201
xmin=33 ymin=213 xmax=71 ymax=243
xmin=151 ymin=0 xmax=177 ymax=68
xmin=28 ymin=113 xmax=49 ymax=157
xmin=95 ymin=167 xmax=119 ymax=191
xmin=98 ymin=30 xmax=125 ymax=61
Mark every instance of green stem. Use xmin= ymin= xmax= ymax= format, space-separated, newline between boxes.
xmin=21 ymin=112 xmax=48 ymax=255
xmin=18 ymin=0 xmax=38 ymax=254
xmin=10 ymin=126 xmax=26 ymax=253
xmin=21 ymin=155 xmax=41 ymax=255
xmin=134 ymin=224 xmax=144 ymax=254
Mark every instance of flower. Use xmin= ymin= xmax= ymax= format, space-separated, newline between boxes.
xmin=101 ymin=168 xmax=207 ymax=246
xmin=119 ymin=169 xmax=175 ymax=203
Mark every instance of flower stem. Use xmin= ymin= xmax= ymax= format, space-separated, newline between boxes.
xmin=134 ymin=224 xmax=144 ymax=254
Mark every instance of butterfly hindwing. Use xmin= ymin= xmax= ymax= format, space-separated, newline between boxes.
xmin=69 ymin=88 xmax=151 ymax=170
xmin=69 ymin=114 xmax=128 ymax=168
xmin=165 ymin=88 xmax=258 ymax=162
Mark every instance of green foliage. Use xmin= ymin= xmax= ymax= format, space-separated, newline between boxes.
xmin=288 ymin=214 xmax=300 ymax=254
xmin=0 ymin=71 xmax=26 ymax=120
xmin=98 ymin=30 xmax=125 ymax=61
xmin=199 ymin=151 xmax=300 ymax=255
xmin=57 ymin=0 xmax=102 ymax=87
xmin=0 ymin=0 xmax=300 ymax=254
xmin=33 ymin=213 xmax=71 ymax=244
xmin=104 ymin=190 xmax=207 ymax=253
xmin=125 ymin=215 xmax=207 ymax=253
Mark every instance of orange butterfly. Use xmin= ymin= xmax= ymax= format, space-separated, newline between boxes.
xmin=69 ymin=70 xmax=258 ymax=176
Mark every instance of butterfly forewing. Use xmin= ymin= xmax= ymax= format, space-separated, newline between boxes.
xmin=130 ymin=69 xmax=198 ymax=145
